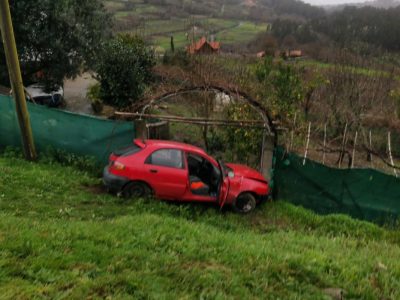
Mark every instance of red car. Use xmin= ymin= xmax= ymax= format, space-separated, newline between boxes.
xmin=103 ymin=139 xmax=270 ymax=213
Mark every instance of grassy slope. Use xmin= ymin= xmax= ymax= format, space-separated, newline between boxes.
xmin=1 ymin=155 xmax=400 ymax=299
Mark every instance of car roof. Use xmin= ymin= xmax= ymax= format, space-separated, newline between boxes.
xmin=136 ymin=139 xmax=218 ymax=165
xmin=143 ymin=139 xmax=206 ymax=154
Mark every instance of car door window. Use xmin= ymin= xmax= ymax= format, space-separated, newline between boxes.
xmin=146 ymin=149 xmax=184 ymax=169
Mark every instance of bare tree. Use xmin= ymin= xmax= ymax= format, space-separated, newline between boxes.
xmin=317 ymin=50 xmax=395 ymax=137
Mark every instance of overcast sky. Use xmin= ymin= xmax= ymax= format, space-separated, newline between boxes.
xmin=302 ymin=0 xmax=372 ymax=5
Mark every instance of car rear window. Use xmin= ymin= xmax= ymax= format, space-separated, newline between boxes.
xmin=113 ymin=144 xmax=142 ymax=157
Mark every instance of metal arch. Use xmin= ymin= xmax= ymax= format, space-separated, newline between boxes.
xmin=139 ymin=86 xmax=276 ymax=172
xmin=140 ymin=87 xmax=274 ymax=135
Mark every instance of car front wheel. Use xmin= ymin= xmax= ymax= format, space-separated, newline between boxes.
xmin=121 ymin=182 xmax=152 ymax=199
xmin=232 ymin=193 xmax=256 ymax=214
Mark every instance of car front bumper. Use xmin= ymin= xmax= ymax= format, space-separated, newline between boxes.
xmin=103 ymin=166 xmax=130 ymax=193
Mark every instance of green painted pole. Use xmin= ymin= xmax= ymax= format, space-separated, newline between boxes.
xmin=0 ymin=0 xmax=37 ymax=160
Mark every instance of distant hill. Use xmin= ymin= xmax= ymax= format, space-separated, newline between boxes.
xmin=106 ymin=0 xmax=325 ymax=23
xmin=324 ymin=0 xmax=400 ymax=11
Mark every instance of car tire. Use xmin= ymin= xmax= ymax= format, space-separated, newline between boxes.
xmin=232 ymin=193 xmax=256 ymax=214
xmin=121 ymin=182 xmax=152 ymax=199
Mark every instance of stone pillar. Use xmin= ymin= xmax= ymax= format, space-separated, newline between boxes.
xmin=134 ymin=120 xmax=148 ymax=140
xmin=261 ymin=135 xmax=275 ymax=181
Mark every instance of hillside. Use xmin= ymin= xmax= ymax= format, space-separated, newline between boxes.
xmin=105 ymin=0 xmax=324 ymax=52
xmin=0 ymin=153 xmax=400 ymax=298
xmin=325 ymin=0 xmax=400 ymax=11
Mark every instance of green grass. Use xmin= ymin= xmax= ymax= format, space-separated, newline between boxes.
xmin=152 ymin=33 xmax=189 ymax=52
xmin=216 ymin=21 xmax=268 ymax=45
xmin=114 ymin=10 xmax=132 ymax=19
xmin=298 ymin=59 xmax=400 ymax=80
xmin=149 ymin=20 xmax=267 ymax=52
xmin=207 ymin=18 xmax=238 ymax=31
xmin=1 ymin=154 xmax=400 ymax=299
xmin=104 ymin=1 xmax=125 ymax=12
xmin=145 ymin=19 xmax=187 ymax=35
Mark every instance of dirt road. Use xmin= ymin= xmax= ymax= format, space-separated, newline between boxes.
xmin=63 ymin=73 xmax=97 ymax=114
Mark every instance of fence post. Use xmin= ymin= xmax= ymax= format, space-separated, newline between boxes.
xmin=322 ymin=123 xmax=327 ymax=165
xmin=303 ymin=122 xmax=311 ymax=166
xmin=387 ymin=131 xmax=398 ymax=178
xmin=338 ymin=123 xmax=348 ymax=168
xmin=289 ymin=112 xmax=297 ymax=152
xmin=0 ymin=0 xmax=37 ymax=160
xmin=134 ymin=120 xmax=148 ymax=140
xmin=368 ymin=130 xmax=373 ymax=167
xmin=351 ymin=131 xmax=358 ymax=169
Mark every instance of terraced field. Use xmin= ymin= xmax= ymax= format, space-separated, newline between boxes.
xmin=106 ymin=0 xmax=269 ymax=52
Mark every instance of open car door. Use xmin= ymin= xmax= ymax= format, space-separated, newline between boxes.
xmin=218 ymin=160 xmax=230 ymax=209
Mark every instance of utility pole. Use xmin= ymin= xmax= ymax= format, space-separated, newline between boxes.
xmin=0 ymin=0 xmax=37 ymax=160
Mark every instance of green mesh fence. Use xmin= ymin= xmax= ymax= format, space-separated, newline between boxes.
xmin=274 ymin=147 xmax=400 ymax=224
xmin=0 ymin=95 xmax=135 ymax=164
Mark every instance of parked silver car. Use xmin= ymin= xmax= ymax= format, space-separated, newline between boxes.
xmin=25 ymin=84 xmax=64 ymax=107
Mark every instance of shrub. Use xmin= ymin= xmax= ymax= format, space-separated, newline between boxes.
xmin=95 ymin=35 xmax=155 ymax=109
xmin=86 ymin=83 xmax=103 ymax=114
xmin=162 ymin=48 xmax=190 ymax=67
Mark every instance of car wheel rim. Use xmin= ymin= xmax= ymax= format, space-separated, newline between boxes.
xmin=237 ymin=196 xmax=253 ymax=213
xmin=242 ymin=203 xmax=252 ymax=213
xmin=130 ymin=185 xmax=144 ymax=198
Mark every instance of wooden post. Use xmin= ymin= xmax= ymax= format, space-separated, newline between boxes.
xmin=338 ymin=123 xmax=348 ymax=168
xmin=322 ymin=123 xmax=327 ymax=165
xmin=289 ymin=112 xmax=297 ymax=152
xmin=368 ymin=130 xmax=373 ymax=167
xmin=135 ymin=120 xmax=148 ymax=140
xmin=351 ymin=131 xmax=358 ymax=169
xmin=387 ymin=132 xmax=398 ymax=178
xmin=303 ymin=122 xmax=311 ymax=166
xmin=0 ymin=0 xmax=36 ymax=160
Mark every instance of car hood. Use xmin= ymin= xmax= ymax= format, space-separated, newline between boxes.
xmin=226 ymin=163 xmax=267 ymax=183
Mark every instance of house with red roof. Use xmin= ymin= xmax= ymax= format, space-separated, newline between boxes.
xmin=187 ymin=37 xmax=220 ymax=55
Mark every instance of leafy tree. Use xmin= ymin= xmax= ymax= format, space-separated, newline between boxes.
xmin=256 ymin=57 xmax=304 ymax=119
xmin=302 ymin=71 xmax=325 ymax=119
xmin=223 ymin=103 xmax=264 ymax=167
xmin=310 ymin=6 xmax=400 ymax=52
xmin=95 ymin=35 xmax=155 ymax=108
xmin=263 ymin=35 xmax=278 ymax=56
xmin=271 ymin=19 xmax=300 ymax=42
xmin=272 ymin=63 xmax=303 ymax=118
xmin=0 ymin=0 xmax=111 ymax=90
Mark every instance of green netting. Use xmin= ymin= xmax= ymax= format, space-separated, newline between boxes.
xmin=274 ymin=147 xmax=400 ymax=224
xmin=0 ymin=95 xmax=135 ymax=164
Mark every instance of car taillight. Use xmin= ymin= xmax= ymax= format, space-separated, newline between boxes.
xmin=113 ymin=161 xmax=125 ymax=171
